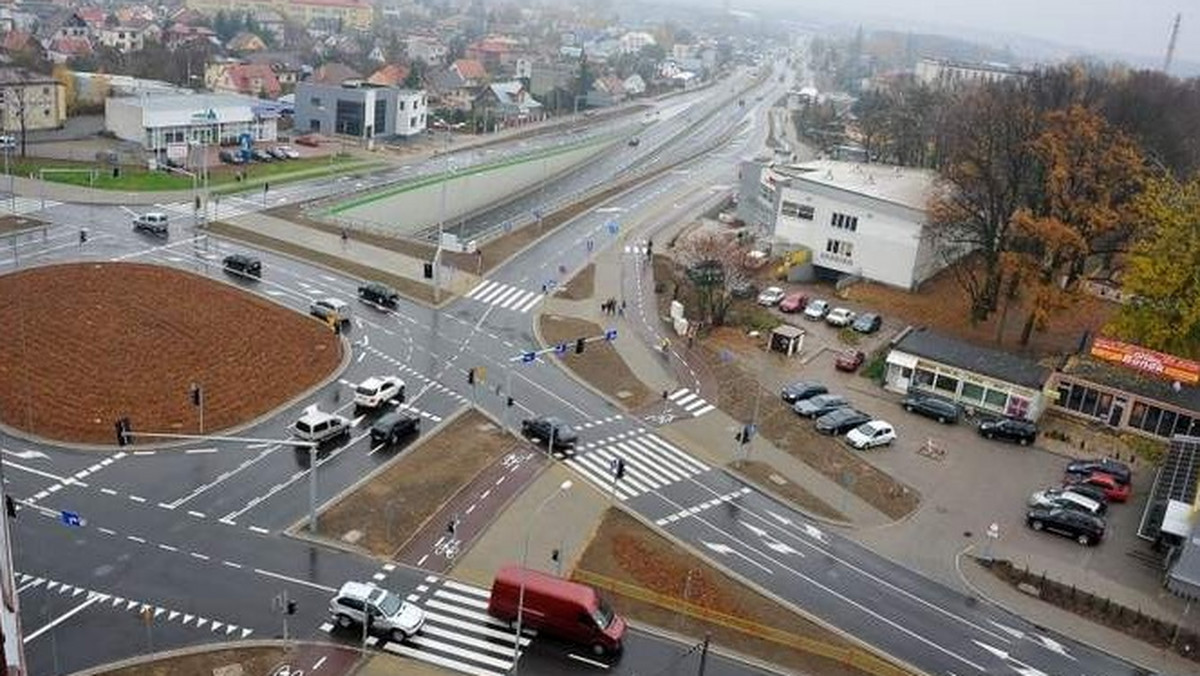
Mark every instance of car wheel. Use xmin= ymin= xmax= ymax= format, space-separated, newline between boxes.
xmin=1031 ymin=520 xmax=1044 ymax=531
xmin=984 ymin=431 xmax=994 ymax=439
xmin=1077 ymin=534 xmax=1092 ymax=546
xmin=392 ymin=628 xmax=408 ymax=643
xmin=904 ymin=405 xmax=913 ymax=412
xmin=1019 ymin=437 xmax=1030 ymax=446
xmin=936 ymin=416 xmax=946 ymax=424
xmin=336 ymin=614 xmax=353 ymax=629
xmin=591 ymin=643 xmax=606 ymax=657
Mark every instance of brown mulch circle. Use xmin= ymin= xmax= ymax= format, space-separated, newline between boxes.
xmin=0 ymin=262 xmax=341 ymax=445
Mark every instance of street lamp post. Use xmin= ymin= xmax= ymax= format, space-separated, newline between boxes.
xmin=434 ymin=156 xmax=454 ymax=303
xmin=514 ymin=479 xmax=572 ymax=674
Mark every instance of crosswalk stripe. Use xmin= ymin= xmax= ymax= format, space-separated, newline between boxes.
xmin=673 ymin=392 xmax=699 ymax=407
xmin=691 ymin=404 xmax=716 ymax=417
xmin=465 ymin=280 xmax=496 ymax=299
xmin=432 ymin=588 xmax=490 ymax=610
xmin=565 ymin=455 xmax=632 ymax=499
xmin=422 ymin=610 xmax=533 ymax=643
xmin=489 ymin=286 xmax=520 ymax=308
xmin=515 ymin=294 xmax=543 ymax=313
xmin=611 ymin=441 xmax=674 ymax=486
xmin=620 ymin=438 xmax=690 ymax=482
xmin=680 ymin=397 xmax=708 ymax=412
xmin=421 ymin=624 xmax=522 ymax=657
xmin=384 ymin=642 xmax=506 ymax=676
xmin=668 ymin=388 xmax=691 ymax=401
xmin=572 ymin=450 xmax=640 ymax=496
xmin=442 ymin=580 xmax=490 ymax=598
xmin=499 ymin=289 xmax=532 ymax=310
xmin=425 ymin=599 xmax=510 ymax=628
xmin=641 ymin=434 xmax=711 ymax=472
xmin=476 ymin=283 xmax=508 ymax=304
xmin=408 ymin=634 xmax=514 ymax=670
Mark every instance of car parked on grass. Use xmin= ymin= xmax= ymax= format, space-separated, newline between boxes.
xmin=354 ymin=376 xmax=405 ymax=409
xmin=1064 ymin=473 xmax=1131 ymax=502
xmin=1028 ymin=488 xmax=1107 ymax=516
xmin=815 ymin=408 xmax=872 ymax=435
xmin=370 ymin=411 xmax=420 ymax=446
xmin=756 ymin=286 xmax=786 ymax=306
xmin=330 ymin=581 xmax=425 ymax=643
xmin=358 ymin=281 xmax=399 ymax=308
xmin=780 ymin=381 xmax=827 ymax=404
xmin=977 ymin=417 xmax=1038 ymax=445
xmin=1064 ymin=458 xmax=1132 ymax=486
xmin=269 ymin=146 xmax=291 ymax=160
xmin=851 ymin=313 xmax=883 ymax=334
xmin=793 ymin=394 xmax=849 ymax=418
xmin=779 ymin=292 xmax=808 ymax=313
xmin=521 ymin=416 xmax=578 ymax=451
xmin=802 ymin=299 xmax=830 ymax=320
xmin=825 ymin=308 xmax=857 ymax=327
xmin=222 ymin=253 xmax=261 ymax=278
xmin=900 ymin=393 xmax=960 ymax=424
xmin=834 ymin=349 xmax=866 ymax=372
xmin=846 ymin=420 xmax=896 ymax=449
xmin=1026 ymin=507 xmax=1105 ymax=546
xmin=275 ymin=145 xmax=301 ymax=159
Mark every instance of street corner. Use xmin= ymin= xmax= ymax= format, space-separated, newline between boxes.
xmin=266 ymin=644 xmax=361 ymax=676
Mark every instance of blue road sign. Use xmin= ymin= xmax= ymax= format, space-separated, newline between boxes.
xmin=60 ymin=510 xmax=83 ymax=527
xmin=604 ymin=328 xmax=618 ymax=341
xmin=607 ymin=219 xmax=619 ymax=235
xmin=555 ymin=343 xmax=568 ymax=355
xmin=521 ymin=351 xmax=537 ymax=363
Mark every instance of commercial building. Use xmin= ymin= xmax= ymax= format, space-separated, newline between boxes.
xmin=294 ymin=81 xmax=427 ymax=139
xmin=914 ymin=57 xmax=1027 ymax=89
xmin=0 ymin=68 xmax=67 ymax=133
xmin=184 ymin=0 xmax=373 ymax=31
xmin=105 ymin=93 xmax=278 ymax=154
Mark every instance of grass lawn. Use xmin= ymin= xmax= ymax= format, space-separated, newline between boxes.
xmin=8 ymin=155 xmax=382 ymax=192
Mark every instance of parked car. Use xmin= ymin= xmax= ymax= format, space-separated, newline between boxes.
xmin=1028 ymin=488 xmax=1106 ymax=516
xmin=132 ymin=212 xmax=169 ymax=236
xmin=218 ymin=150 xmax=244 ymax=165
xmin=1026 ymin=507 xmax=1105 ymax=546
xmin=814 ymin=408 xmax=872 ymax=435
xmin=295 ymin=134 xmax=322 ymax=147
xmin=977 ymin=418 xmax=1038 ymax=445
xmin=851 ymin=312 xmax=883 ymax=334
xmin=251 ymin=148 xmax=274 ymax=162
xmin=0 ymin=135 xmax=15 ymax=149
xmin=269 ymin=146 xmax=291 ymax=160
xmin=222 ymin=253 xmax=261 ymax=278
xmin=846 ymin=420 xmax=896 ymax=449
xmin=779 ymin=292 xmax=809 ymax=313
xmin=756 ymin=286 xmax=786 ymax=306
xmin=1064 ymin=459 xmax=1132 ymax=486
xmin=1059 ymin=482 xmax=1110 ymax=505
xmin=628 ymin=137 xmax=640 ymax=147
xmin=793 ymin=394 xmax=849 ymax=418
xmin=730 ymin=280 xmax=757 ymax=299
xmin=521 ymin=416 xmax=578 ymax=450
xmin=358 ymin=281 xmax=399 ymax=308
xmin=1064 ymin=473 xmax=1131 ymax=502
xmin=370 ymin=411 xmax=420 ymax=446
xmin=834 ymin=349 xmax=866 ymax=372
xmin=825 ymin=308 xmax=857 ymax=327
xmin=329 ymin=581 xmax=425 ymax=643
xmin=310 ymin=298 xmax=351 ymax=323
xmin=275 ymin=145 xmax=301 ymax=159
xmin=487 ymin=565 xmax=625 ymax=656
xmin=291 ymin=408 xmax=350 ymax=443
xmin=780 ymin=381 xmax=827 ymax=404
xmin=802 ymin=299 xmax=830 ymax=320
xmin=354 ymin=376 xmax=405 ymax=409
xmin=900 ymin=393 xmax=960 ymax=424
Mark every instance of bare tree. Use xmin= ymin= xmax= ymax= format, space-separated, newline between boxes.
xmin=674 ymin=231 xmax=756 ymax=327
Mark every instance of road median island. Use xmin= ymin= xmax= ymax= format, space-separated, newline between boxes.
xmin=318 ymin=409 xmax=518 ymax=557
xmin=733 ymin=460 xmax=844 ymax=521
xmin=0 ymin=214 xmax=46 ymax=235
xmin=86 ymin=644 xmax=289 ymax=676
xmin=558 ymin=263 xmax=595 ymax=300
xmin=538 ymin=315 xmax=655 ymax=410
xmin=573 ymin=508 xmax=914 ymax=676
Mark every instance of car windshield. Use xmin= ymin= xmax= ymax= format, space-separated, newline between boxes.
xmin=591 ymin=599 xmax=615 ymax=630
xmin=356 ymin=384 xmax=378 ymax=396
xmin=374 ymin=590 xmax=403 ymax=616
xmin=295 ymin=421 xmax=313 ymax=433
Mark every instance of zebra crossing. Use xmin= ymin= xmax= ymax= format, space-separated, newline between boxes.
xmin=363 ymin=345 xmax=471 ymax=406
xmin=0 ymin=196 xmax=58 ymax=216
xmin=667 ymin=388 xmax=716 ymax=417
xmin=320 ymin=575 xmax=531 ymax=676
xmin=464 ymin=280 xmax=543 ymax=313
xmin=565 ymin=429 xmax=711 ymax=501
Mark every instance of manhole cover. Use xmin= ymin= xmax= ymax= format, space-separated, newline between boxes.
xmin=342 ymin=529 xmax=363 ymax=544
xmin=616 ymin=390 xmax=632 ymax=399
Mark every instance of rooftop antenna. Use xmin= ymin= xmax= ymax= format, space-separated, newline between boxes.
xmin=1164 ymin=13 xmax=1181 ymax=74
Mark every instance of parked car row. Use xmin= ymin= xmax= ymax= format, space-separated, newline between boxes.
xmin=1025 ymin=458 xmax=1133 ymax=547
xmin=781 ymin=381 xmax=896 ymax=450
xmin=754 ymin=288 xmax=884 ymax=335
xmin=898 ymin=392 xmax=1040 ymax=445
xmin=219 ymin=145 xmax=300 ymax=165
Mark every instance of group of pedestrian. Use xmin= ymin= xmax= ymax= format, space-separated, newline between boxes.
xmin=600 ymin=298 xmax=626 ymax=317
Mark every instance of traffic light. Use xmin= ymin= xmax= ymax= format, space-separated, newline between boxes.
xmin=575 ymin=337 xmax=586 ymax=354
xmin=115 ymin=417 xmax=131 ymax=446
xmin=4 ymin=496 xmax=16 ymax=519
xmin=467 ymin=368 xmax=476 ymax=385
xmin=286 ymin=599 xmax=297 ymax=615
xmin=423 ymin=262 xmax=434 ymax=279
xmin=506 ymin=396 xmax=514 ymax=408
xmin=190 ymin=384 xmax=202 ymax=407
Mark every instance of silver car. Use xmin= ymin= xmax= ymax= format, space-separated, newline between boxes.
xmin=329 ymin=581 xmax=425 ymax=643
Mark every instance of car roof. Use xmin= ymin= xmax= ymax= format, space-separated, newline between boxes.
xmin=318 ymin=297 xmax=348 ymax=308
xmin=337 ymin=581 xmax=375 ymax=599
xmin=298 ymin=409 xmax=340 ymax=425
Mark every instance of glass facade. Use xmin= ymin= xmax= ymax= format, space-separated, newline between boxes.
xmin=902 ymin=361 xmax=1039 ymax=419
xmin=1052 ymin=376 xmax=1200 ymax=439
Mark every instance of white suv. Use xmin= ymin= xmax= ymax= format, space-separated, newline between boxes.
xmin=329 ymin=581 xmax=425 ymax=643
xmin=133 ymin=212 xmax=169 ymax=236
xmin=291 ymin=407 xmax=350 ymax=443
xmin=354 ymin=376 xmax=405 ymax=409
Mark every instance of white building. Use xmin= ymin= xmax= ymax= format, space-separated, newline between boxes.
xmin=406 ymin=36 xmax=447 ymax=65
xmin=394 ymin=89 xmax=428 ymax=137
xmin=295 ymin=81 xmax=426 ymax=139
xmin=105 ymin=93 xmax=279 ymax=153
xmin=618 ymin=31 xmax=656 ymax=55
xmin=914 ymin=57 xmax=1026 ymax=89
xmin=765 ymin=160 xmax=956 ymax=290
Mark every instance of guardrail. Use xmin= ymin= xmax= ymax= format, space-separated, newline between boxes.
xmin=574 ymin=569 xmax=915 ymax=676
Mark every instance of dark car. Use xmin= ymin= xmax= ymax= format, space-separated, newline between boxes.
xmin=814 ymin=408 xmax=872 ymax=435
xmin=851 ymin=313 xmax=882 ymax=334
xmin=521 ymin=416 xmax=578 ymax=451
xmin=977 ymin=418 xmax=1039 ymax=446
xmin=370 ymin=411 xmax=420 ymax=446
xmin=793 ymin=394 xmax=849 ymax=418
xmin=1026 ymin=507 xmax=1105 ymax=546
xmin=730 ymin=280 xmax=757 ymax=299
xmin=780 ymin=381 xmax=827 ymax=404
xmin=358 ymin=281 xmax=399 ymax=308
xmin=218 ymin=150 xmax=244 ymax=165
xmin=1059 ymin=481 xmax=1110 ymax=505
xmin=900 ymin=394 xmax=960 ymax=424
xmin=222 ymin=253 xmax=261 ymax=278
xmin=1064 ymin=458 xmax=1132 ymax=486
xmin=251 ymin=148 xmax=274 ymax=162
xmin=834 ymin=350 xmax=865 ymax=372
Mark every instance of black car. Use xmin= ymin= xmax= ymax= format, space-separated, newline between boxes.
xmin=814 ymin=408 xmax=872 ymax=435
xmin=358 ymin=281 xmax=399 ymax=308
xmin=780 ymin=381 xmax=828 ymax=404
xmin=793 ymin=394 xmax=849 ymax=418
xmin=851 ymin=313 xmax=882 ymax=334
xmin=218 ymin=150 xmax=244 ymax=165
xmin=251 ymin=148 xmax=274 ymax=162
xmin=730 ymin=280 xmax=757 ymax=299
xmin=1064 ymin=458 xmax=1132 ymax=485
xmin=521 ymin=416 xmax=578 ymax=450
xmin=977 ymin=418 xmax=1039 ymax=446
xmin=1026 ymin=507 xmax=1105 ymax=546
xmin=370 ymin=411 xmax=420 ymax=446
xmin=222 ymin=253 xmax=261 ymax=278
xmin=900 ymin=394 xmax=960 ymax=424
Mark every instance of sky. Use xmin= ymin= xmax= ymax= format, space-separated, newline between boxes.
xmin=755 ymin=0 xmax=1195 ymax=68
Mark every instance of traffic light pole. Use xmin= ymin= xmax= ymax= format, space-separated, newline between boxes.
xmin=0 ymin=459 xmax=28 ymax=676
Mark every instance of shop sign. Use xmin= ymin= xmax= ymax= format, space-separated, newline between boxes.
xmin=1090 ymin=337 xmax=1200 ymax=385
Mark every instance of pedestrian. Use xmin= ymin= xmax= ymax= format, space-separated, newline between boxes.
xmin=542 ymin=282 xmax=548 ymax=294
xmin=586 ymin=238 xmax=594 ymax=252
xmin=618 ymin=299 xmax=625 ymax=317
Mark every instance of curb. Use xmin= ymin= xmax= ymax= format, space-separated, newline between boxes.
xmin=66 ymin=639 xmax=346 ymax=676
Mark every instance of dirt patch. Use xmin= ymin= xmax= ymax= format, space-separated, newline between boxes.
xmin=0 ymin=263 xmax=340 ymax=444
xmin=559 ymin=263 xmax=595 ymax=300
xmin=735 ymin=461 xmax=844 ymax=521
xmin=99 ymin=645 xmax=287 ymax=676
xmin=539 ymin=315 xmax=654 ymax=410
xmin=0 ymin=214 xmax=47 ymax=235
xmin=982 ymin=558 xmax=1199 ymax=662
xmin=319 ymin=409 xmax=516 ymax=556
xmin=574 ymin=509 xmax=909 ymax=676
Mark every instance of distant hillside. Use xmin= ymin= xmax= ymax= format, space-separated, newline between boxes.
xmin=865 ymin=30 xmax=1018 ymax=70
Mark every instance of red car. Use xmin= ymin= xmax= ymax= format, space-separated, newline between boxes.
xmin=834 ymin=349 xmax=866 ymax=372
xmin=779 ymin=292 xmax=809 ymax=313
xmin=1065 ymin=473 xmax=1131 ymax=502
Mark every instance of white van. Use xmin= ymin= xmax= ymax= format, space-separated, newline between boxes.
xmin=291 ymin=408 xmax=350 ymax=443
xmin=133 ymin=212 xmax=169 ymax=236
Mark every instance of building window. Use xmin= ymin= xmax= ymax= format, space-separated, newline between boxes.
xmin=933 ymin=373 xmax=958 ymax=394
xmin=398 ymin=101 xmax=405 ymax=110
xmin=913 ymin=368 xmax=935 ymax=388
xmin=960 ymin=382 xmax=984 ymax=403
xmin=983 ymin=388 xmax=1008 ymax=410
xmin=825 ymin=239 xmax=853 ymax=258
xmin=1129 ymin=401 xmax=1147 ymax=429
xmin=410 ymin=116 xmax=417 ymax=127
xmin=831 ymin=212 xmax=859 ymax=231
xmin=374 ymin=99 xmax=387 ymax=134
xmin=310 ymin=97 xmax=321 ymax=107
xmin=309 ymin=119 xmax=321 ymax=132
xmin=781 ymin=201 xmax=814 ymax=220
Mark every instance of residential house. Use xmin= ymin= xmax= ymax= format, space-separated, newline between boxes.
xmin=53 ymin=11 xmax=91 ymax=41
xmin=514 ymin=58 xmax=532 ymax=80
xmin=466 ymin=36 xmax=521 ymax=71
xmin=623 ymin=73 xmax=646 ymax=96
xmin=309 ymin=62 xmax=361 ymax=85
xmin=244 ymin=51 xmax=304 ymax=87
xmin=451 ymin=59 xmax=487 ymax=87
xmin=183 ymin=0 xmax=373 ymax=31
xmin=0 ymin=67 xmax=68 ymax=132
xmin=427 ymin=66 xmax=474 ymax=112
xmin=97 ymin=21 xmax=158 ymax=53
xmin=251 ymin=9 xmax=287 ymax=45
xmin=114 ymin=5 xmax=157 ymax=25
xmin=45 ymin=36 xmax=93 ymax=63
xmin=618 ymin=31 xmax=655 ymax=55
xmin=406 ymin=36 xmax=447 ymax=65
xmin=585 ymin=75 xmax=625 ymax=107
xmin=529 ymin=60 xmax=576 ymax=97
xmin=227 ymin=31 xmax=268 ymax=53
xmin=368 ymin=64 xmax=411 ymax=88
xmin=477 ymin=81 xmax=543 ymax=124
xmin=212 ymin=62 xmax=282 ymax=98
xmin=163 ymin=23 xmax=218 ymax=49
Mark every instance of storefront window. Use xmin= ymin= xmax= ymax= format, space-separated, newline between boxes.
xmin=1066 ymin=384 xmax=1085 ymax=411
xmin=1056 ymin=382 xmax=1071 ymax=406
xmin=1095 ymin=392 xmax=1112 ymax=419
xmin=984 ymin=389 xmax=1008 ymax=409
xmin=1157 ymin=410 xmax=1177 ymax=437
xmin=1174 ymin=414 xmax=1195 ymax=436
xmin=913 ymin=369 xmax=935 ymax=387
xmin=961 ymin=382 xmax=985 ymax=403
xmin=934 ymin=374 xmax=959 ymax=393
xmin=1007 ymin=396 xmax=1031 ymax=419
xmin=1142 ymin=406 xmax=1162 ymax=435
xmin=1080 ymin=388 xmax=1099 ymax=416
xmin=1129 ymin=401 xmax=1147 ymax=429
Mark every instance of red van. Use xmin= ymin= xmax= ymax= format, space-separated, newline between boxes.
xmin=486 ymin=565 xmax=626 ymax=655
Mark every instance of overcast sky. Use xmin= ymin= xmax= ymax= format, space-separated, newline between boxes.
xmin=762 ymin=0 xmax=1194 ymax=66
